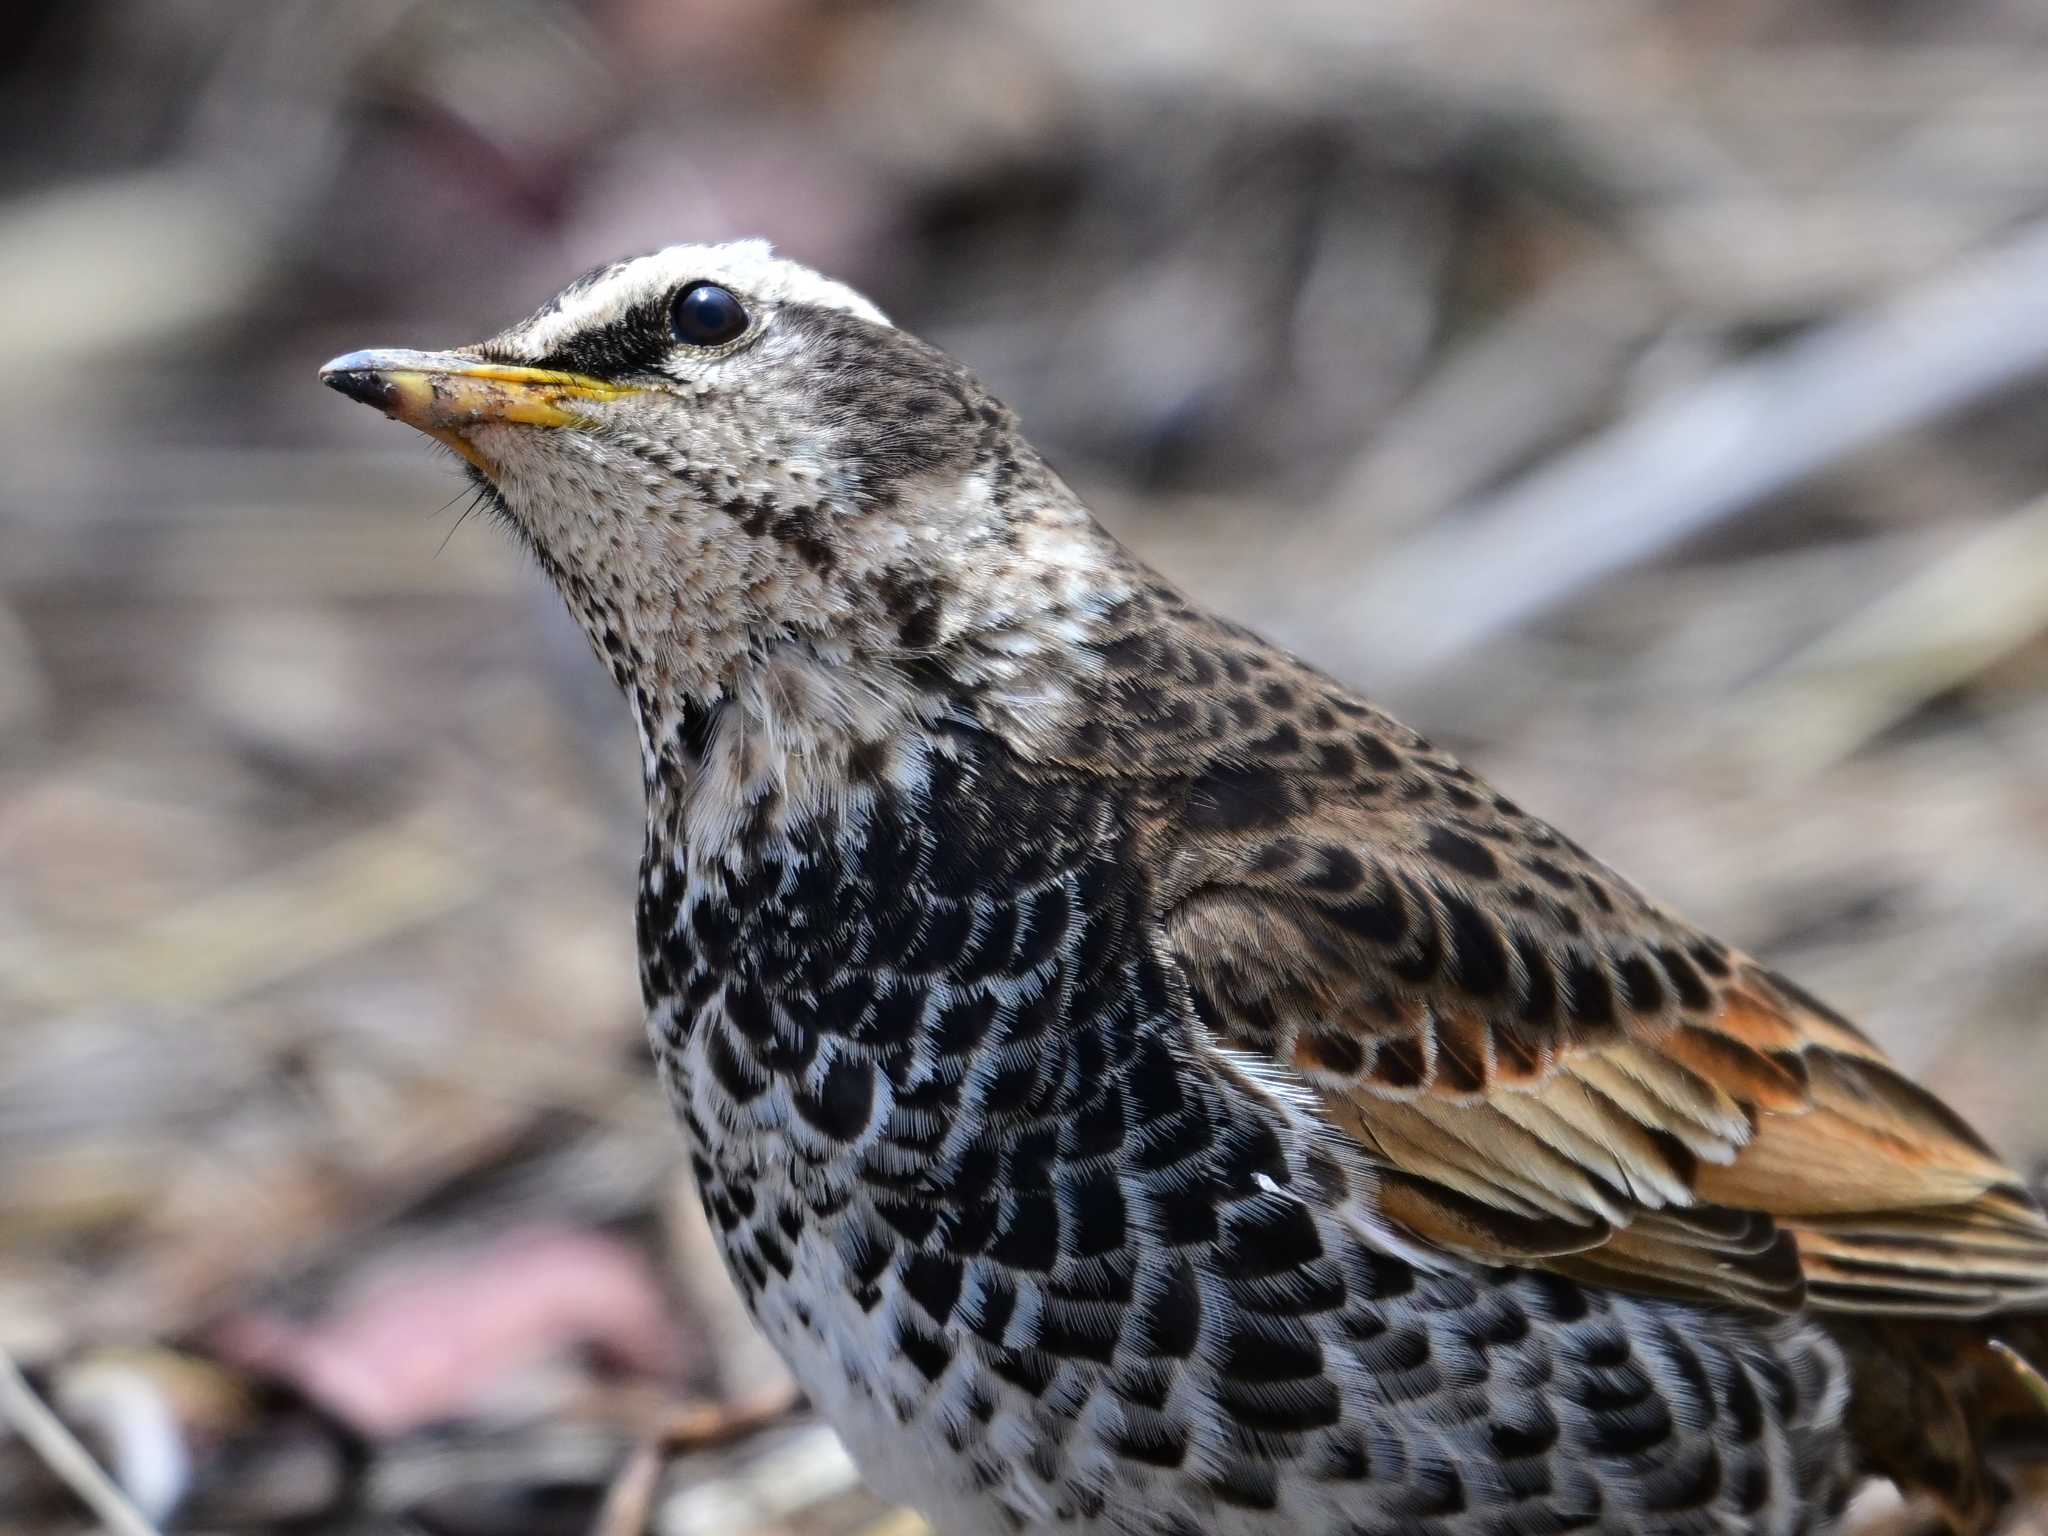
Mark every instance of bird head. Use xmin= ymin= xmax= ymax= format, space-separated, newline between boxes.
xmin=322 ymin=241 xmax=1115 ymax=771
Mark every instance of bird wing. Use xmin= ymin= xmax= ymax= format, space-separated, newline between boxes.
xmin=1021 ymin=602 xmax=2048 ymax=1317
xmin=1157 ymin=817 xmax=2048 ymax=1316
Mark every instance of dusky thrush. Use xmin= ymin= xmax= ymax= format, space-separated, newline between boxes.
xmin=323 ymin=242 xmax=2048 ymax=1536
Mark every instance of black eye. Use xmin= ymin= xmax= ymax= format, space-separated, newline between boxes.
xmin=670 ymin=282 xmax=749 ymax=347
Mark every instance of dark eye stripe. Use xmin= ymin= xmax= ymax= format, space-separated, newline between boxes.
xmin=514 ymin=281 xmax=752 ymax=382
xmin=525 ymin=294 xmax=677 ymax=380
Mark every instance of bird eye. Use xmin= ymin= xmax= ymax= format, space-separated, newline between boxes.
xmin=670 ymin=282 xmax=749 ymax=347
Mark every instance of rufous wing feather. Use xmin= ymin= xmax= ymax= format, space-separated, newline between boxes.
xmin=1164 ymin=830 xmax=2048 ymax=1316
xmin=1103 ymin=633 xmax=2048 ymax=1318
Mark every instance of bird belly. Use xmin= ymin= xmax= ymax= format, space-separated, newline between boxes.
xmin=685 ymin=1136 xmax=1858 ymax=1536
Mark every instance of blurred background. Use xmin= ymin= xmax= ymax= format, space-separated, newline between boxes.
xmin=4 ymin=2 xmax=2048 ymax=1532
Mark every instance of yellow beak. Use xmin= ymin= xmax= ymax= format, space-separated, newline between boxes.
xmin=319 ymin=349 xmax=634 ymax=471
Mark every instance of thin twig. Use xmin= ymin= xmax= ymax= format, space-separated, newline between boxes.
xmin=587 ymin=1388 xmax=803 ymax=1536
xmin=653 ymin=1385 xmax=802 ymax=1453
xmin=589 ymin=1440 xmax=665 ymax=1536
xmin=0 ymin=1347 xmax=164 ymax=1536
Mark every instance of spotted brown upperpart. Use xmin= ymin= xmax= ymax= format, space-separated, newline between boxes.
xmin=325 ymin=239 xmax=2048 ymax=1536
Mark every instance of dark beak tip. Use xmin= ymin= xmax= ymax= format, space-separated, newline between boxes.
xmin=320 ymin=352 xmax=398 ymax=411
xmin=317 ymin=352 xmax=409 ymax=411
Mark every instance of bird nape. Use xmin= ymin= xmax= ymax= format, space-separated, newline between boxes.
xmin=324 ymin=240 xmax=2048 ymax=1536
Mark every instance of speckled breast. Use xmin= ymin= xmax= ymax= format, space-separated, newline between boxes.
xmin=627 ymin=723 xmax=1857 ymax=1536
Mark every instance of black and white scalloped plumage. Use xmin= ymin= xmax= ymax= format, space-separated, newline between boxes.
xmin=325 ymin=241 xmax=2048 ymax=1536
